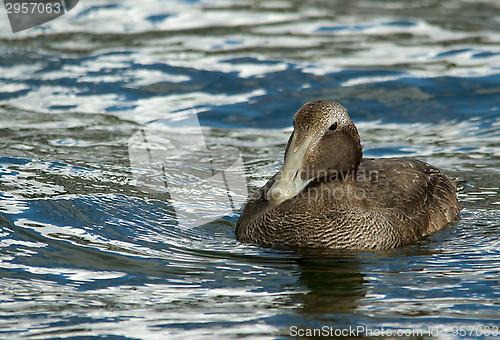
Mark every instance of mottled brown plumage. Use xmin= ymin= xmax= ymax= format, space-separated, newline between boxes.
xmin=236 ymin=100 xmax=459 ymax=250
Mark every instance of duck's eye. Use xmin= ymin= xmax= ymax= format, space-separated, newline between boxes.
xmin=329 ymin=122 xmax=338 ymax=131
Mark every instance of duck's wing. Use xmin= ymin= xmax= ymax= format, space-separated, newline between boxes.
xmin=358 ymin=158 xmax=459 ymax=236
xmin=235 ymin=174 xmax=277 ymax=240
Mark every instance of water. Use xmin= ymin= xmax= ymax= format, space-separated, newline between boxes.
xmin=1 ymin=0 xmax=499 ymax=338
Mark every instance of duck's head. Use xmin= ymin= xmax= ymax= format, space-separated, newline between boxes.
xmin=267 ymin=100 xmax=362 ymax=207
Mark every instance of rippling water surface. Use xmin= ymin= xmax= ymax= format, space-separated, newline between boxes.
xmin=1 ymin=0 xmax=499 ymax=338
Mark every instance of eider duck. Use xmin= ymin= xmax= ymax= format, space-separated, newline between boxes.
xmin=236 ymin=100 xmax=459 ymax=249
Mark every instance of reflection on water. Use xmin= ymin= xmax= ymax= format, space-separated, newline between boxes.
xmin=296 ymin=256 xmax=365 ymax=316
xmin=0 ymin=0 xmax=499 ymax=338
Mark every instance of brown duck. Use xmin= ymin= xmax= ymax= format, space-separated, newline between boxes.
xmin=236 ymin=100 xmax=459 ymax=250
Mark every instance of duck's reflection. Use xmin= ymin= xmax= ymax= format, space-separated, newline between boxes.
xmin=293 ymin=249 xmax=367 ymax=315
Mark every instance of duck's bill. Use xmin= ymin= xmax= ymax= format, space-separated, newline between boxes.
xmin=267 ymin=134 xmax=314 ymax=207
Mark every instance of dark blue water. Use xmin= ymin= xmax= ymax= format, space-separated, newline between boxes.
xmin=1 ymin=0 xmax=499 ymax=338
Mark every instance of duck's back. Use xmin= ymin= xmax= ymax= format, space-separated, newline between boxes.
xmin=357 ymin=158 xmax=459 ymax=241
xmin=236 ymin=158 xmax=459 ymax=250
